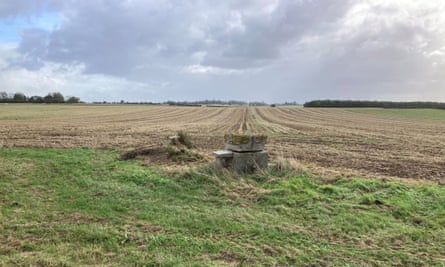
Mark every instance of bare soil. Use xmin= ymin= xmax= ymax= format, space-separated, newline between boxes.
xmin=1 ymin=104 xmax=444 ymax=183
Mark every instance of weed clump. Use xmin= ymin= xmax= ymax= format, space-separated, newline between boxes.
xmin=166 ymin=144 xmax=177 ymax=158
xmin=120 ymin=131 xmax=202 ymax=165
xmin=177 ymin=131 xmax=194 ymax=149
xmin=166 ymin=144 xmax=202 ymax=162
xmin=166 ymin=131 xmax=202 ymax=162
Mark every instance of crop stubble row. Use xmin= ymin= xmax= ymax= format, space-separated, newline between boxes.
xmin=1 ymin=105 xmax=444 ymax=182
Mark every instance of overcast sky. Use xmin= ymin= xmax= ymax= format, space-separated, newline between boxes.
xmin=0 ymin=0 xmax=444 ymax=103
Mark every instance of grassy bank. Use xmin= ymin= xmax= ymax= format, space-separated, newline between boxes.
xmin=0 ymin=148 xmax=444 ymax=266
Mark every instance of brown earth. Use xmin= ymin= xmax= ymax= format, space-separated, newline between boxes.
xmin=1 ymin=104 xmax=444 ymax=183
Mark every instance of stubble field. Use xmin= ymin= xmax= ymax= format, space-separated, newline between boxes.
xmin=1 ymin=104 xmax=444 ymax=183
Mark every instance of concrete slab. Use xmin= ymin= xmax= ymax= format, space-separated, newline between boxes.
xmin=224 ymin=134 xmax=267 ymax=152
xmin=214 ymin=150 xmax=234 ymax=168
xmin=213 ymin=150 xmax=234 ymax=158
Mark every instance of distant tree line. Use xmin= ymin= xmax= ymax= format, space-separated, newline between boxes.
xmin=0 ymin=92 xmax=80 ymax=104
xmin=92 ymin=100 xmax=163 ymax=105
xmin=98 ymin=100 xmax=268 ymax=106
xmin=304 ymin=100 xmax=445 ymax=109
xmin=281 ymin=101 xmax=299 ymax=106
xmin=164 ymin=100 xmax=268 ymax=106
xmin=91 ymin=100 xmax=270 ymax=106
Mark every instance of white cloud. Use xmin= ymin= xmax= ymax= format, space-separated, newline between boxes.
xmin=0 ymin=59 xmax=156 ymax=101
xmin=184 ymin=64 xmax=252 ymax=75
xmin=0 ymin=44 xmax=19 ymax=69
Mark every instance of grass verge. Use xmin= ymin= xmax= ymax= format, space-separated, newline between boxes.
xmin=0 ymin=148 xmax=444 ymax=266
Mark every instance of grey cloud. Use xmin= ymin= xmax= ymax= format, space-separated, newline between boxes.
xmin=303 ymin=2 xmax=445 ymax=100
xmin=19 ymin=0 xmax=352 ymax=74
xmin=16 ymin=28 xmax=49 ymax=69
xmin=202 ymin=0 xmax=352 ymax=68
xmin=44 ymin=0 xmax=200 ymax=75
xmin=3 ymin=0 xmax=445 ymax=102
xmin=0 ymin=0 xmax=47 ymax=18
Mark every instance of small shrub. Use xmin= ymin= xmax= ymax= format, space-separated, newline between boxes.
xmin=177 ymin=131 xmax=194 ymax=149
xmin=165 ymin=144 xmax=202 ymax=162
xmin=183 ymin=150 xmax=203 ymax=162
xmin=166 ymin=144 xmax=178 ymax=160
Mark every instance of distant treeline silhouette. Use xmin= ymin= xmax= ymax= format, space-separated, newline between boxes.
xmin=0 ymin=92 xmax=80 ymax=103
xmin=165 ymin=100 xmax=268 ymax=106
xmin=91 ymin=100 xmax=270 ymax=106
xmin=304 ymin=100 xmax=445 ymax=109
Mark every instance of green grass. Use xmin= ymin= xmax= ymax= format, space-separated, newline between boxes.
xmin=0 ymin=148 xmax=444 ymax=266
xmin=348 ymin=108 xmax=445 ymax=120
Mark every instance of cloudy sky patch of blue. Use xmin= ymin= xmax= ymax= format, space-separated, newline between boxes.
xmin=0 ymin=12 xmax=59 ymax=43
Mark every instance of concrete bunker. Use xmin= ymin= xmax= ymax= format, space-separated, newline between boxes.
xmin=213 ymin=134 xmax=268 ymax=173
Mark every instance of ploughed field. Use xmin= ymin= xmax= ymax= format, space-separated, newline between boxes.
xmin=1 ymin=104 xmax=444 ymax=183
